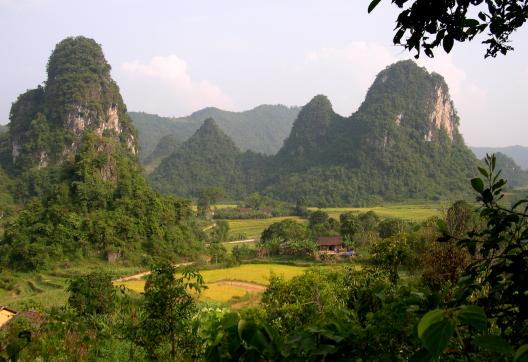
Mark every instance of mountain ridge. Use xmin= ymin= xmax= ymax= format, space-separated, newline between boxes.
xmin=130 ymin=104 xmax=300 ymax=161
xmin=150 ymin=60 xmax=479 ymax=206
xmin=471 ymin=145 xmax=528 ymax=170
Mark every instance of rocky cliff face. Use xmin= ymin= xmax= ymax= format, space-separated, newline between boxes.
xmin=425 ymin=85 xmax=456 ymax=141
xmin=259 ymin=60 xmax=478 ymax=205
xmin=4 ymin=36 xmax=137 ymax=176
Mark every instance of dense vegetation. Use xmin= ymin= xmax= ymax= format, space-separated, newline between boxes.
xmin=150 ymin=118 xmax=265 ymax=198
xmin=3 ymin=166 xmax=527 ymax=360
xmin=142 ymin=134 xmax=181 ymax=172
xmin=0 ymin=37 xmax=203 ymax=272
xmin=130 ymin=104 xmax=300 ymax=161
xmin=150 ymin=61 xmax=479 ymax=206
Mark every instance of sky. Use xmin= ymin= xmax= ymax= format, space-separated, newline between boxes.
xmin=1 ymin=0 xmax=527 ymax=147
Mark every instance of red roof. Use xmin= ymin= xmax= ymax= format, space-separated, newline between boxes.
xmin=317 ymin=236 xmax=343 ymax=246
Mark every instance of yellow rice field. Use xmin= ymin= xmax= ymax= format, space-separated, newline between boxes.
xmin=116 ymin=263 xmax=308 ymax=303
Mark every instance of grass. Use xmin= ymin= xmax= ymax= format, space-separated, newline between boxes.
xmin=222 ymin=240 xmax=256 ymax=253
xmin=227 ymin=216 xmax=306 ymax=239
xmin=0 ymin=260 xmax=145 ymax=310
xmin=311 ymin=203 xmax=442 ymax=221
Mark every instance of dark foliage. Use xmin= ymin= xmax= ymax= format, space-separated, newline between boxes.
xmin=369 ymin=0 xmax=528 ymax=58
xmin=67 ymin=272 xmax=115 ymax=316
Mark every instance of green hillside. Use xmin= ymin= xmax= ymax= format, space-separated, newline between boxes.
xmin=0 ymin=37 xmax=202 ymax=272
xmin=149 ymin=118 xmax=264 ymax=197
xmin=130 ymin=104 xmax=300 ymax=161
xmin=150 ymin=61 xmax=479 ymax=206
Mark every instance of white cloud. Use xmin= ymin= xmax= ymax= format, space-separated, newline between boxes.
xmin=117 ymin=55 xmax=233 ymax=116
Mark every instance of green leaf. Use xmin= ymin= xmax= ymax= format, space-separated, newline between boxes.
xmin=473 ymin=335 xmax=512 ymax=353
xmin=464 ymin=18 xmax=480 ymax=28
xmin=436 ymin=219 xmax=448 ymax=234
xmin=238 ymin=320 xmax=272 ymax=353
xmin=515 ymin=345 xmax=528 ymax=362
xmin=456 ymin=305 xmax=487 ymax=331
xmin=418 ymin=309 xmax=454 ymax=356
xmin=409 ymin=348 xmax=434 ymax=362
xmin=477 ymin=166 xmax=489 ymax=177
xmin=368 ymin=0 xmax=382 ymax=13
xmin=443 ymin=36 xmax=454 ymax=53
xmin=471 ymin=178 xmax=484 ymax=193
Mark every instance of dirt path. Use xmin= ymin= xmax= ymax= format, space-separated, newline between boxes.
xmin=202 ymin=223 xmax=217 ymax=231
xmin=209 ymin=280 xmax=266 ymax=292
xmin=223 ymin=238 xmax=256 ymax=244
xmin=113 ymin=262 xmax=194 ymax=283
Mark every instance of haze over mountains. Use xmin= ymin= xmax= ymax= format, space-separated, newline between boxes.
xmin=471 ymin=146 xmax=528 ymax=170
xmin=149 ymin=60 xmax=480 ymax=205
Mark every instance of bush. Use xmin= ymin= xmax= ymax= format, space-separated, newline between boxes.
xmin=67 ymin=272 xmax=115 ymax=316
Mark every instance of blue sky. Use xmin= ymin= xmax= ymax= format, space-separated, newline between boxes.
xmin=1 ymin=0 xmax=527 ymax=146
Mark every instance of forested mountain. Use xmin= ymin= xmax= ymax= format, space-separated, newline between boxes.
xmin=150 ymin=61 xmax=478 ymax=205
xmin=150 ymin=118 xmax=266 ymax=197
xmin=265 ymin=61 xmax=478 ymax=205
xmin=142 ymin=134 xmax=181 ymax=172
xmin=130 ymin=104 xmax=300 ymax=161
xmin=0 ymin=124 xmax=7 ymax=134
xmin=0 ymin=37 xmax=201 ymax=271
xmin=472 ymin=145 xmax=528 ymax=169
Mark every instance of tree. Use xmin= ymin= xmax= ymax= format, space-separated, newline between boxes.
xmin=378 ymin=218 xmax=406 ymax=239
xmin=197 ymin=187 xmax=224 ymax=218
xmin=260 ymin=219 xmax=311 ymax=243
xmin=245 ymin=193 xmax=264 ymax=209
xmin=139 ymin=262 xmax=204 ymax=360
xmin=340 ymin=212 xmax=361 ymax=241
xmin=445 ymin=199 xmax=480 ymax=238
xmin=308 ymin=210 xmax=329 ymax=227
xmin=67 ymin=272 xmax=115 ymax=316
xmin=370 ymin=234 xmax=411 ymax=283
xmin=211 ymin=220 xmax=229 ymax=243
xmin=368 ymin=0 xmax=528 ymax=58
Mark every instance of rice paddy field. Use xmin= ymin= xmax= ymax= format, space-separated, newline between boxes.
xmin=224 ymin=203 xmax=441 ymax=240
xmin=117 ymin=263 xmax=309 ymax=304
xmin=227 ymin=216 xmax=306 ymax=239
xmin=0 ymin=261 xmax=144 ymax=309
xmin=313 ymin=203 xmax=442 ymax=221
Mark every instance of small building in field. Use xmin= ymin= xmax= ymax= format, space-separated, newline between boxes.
xmin=317 ymin=236 xmax=344 ymax=254
xmin=238 ymin=207 xmax=252 ymax=213
xmin=0 ymin=306 xmax=17 ymax=328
